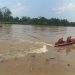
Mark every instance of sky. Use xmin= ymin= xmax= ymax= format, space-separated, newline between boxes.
xmin=0 ymin=0 xmax=75 ymax=21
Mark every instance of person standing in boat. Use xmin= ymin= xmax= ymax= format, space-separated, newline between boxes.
xmin=67 ymin=36 xmax=72 ymax=42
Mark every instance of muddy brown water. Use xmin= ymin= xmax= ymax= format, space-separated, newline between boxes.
xmin=0 ymin=24 xmax=75 ymax=75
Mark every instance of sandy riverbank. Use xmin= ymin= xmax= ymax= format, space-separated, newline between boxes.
xmin=0 ymin=40 xmax=75 ymax=75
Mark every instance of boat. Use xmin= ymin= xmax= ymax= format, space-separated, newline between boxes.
xmin=55 ymin=38 xmax=75 ymax=47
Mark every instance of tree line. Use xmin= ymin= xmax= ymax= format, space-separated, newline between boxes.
xmin=0 ymin=7 xmax=74 ymax=26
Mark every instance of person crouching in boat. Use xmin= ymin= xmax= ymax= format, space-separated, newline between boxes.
xmin=57 ymin=38 xmax=64 ymax=44
xmin=55 ymin=38 xmax=64 ymax=45
xmin=67 ymin=36 xmax=72 ymax=42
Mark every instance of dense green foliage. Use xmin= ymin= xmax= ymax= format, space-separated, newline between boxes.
xmin=0 ymin=7 xmax=75 ymax=26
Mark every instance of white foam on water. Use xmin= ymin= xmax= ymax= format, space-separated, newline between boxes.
xmin=30 ymin=45 xmax=48 ymax=53
xmin=0 ymin=40 xmax=52 ymax=61
xmin=0 ymin=45 xmax=48 ymax=62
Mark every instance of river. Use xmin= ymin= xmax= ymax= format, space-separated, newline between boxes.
xmin=0 ymin=24 xmax=75 ymax=75
xmin=0 ymin=24 xmax=75 ymax=42
xmin=0 ymin=24 xmax=75 ymax=56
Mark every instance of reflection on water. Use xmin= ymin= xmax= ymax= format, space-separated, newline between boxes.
xmin=56 ymin=45 xmax=75 ymax=55
xmin=56 ymin=46 xmax=71 ymax=55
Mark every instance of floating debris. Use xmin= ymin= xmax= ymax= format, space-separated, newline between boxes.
xmin=31 ymin=55 xmax=36 ymax=58
xmin=67 ymin=64 xmax=70 ymax=67
xmin=50 ymin=58 xmax=55 ymax=59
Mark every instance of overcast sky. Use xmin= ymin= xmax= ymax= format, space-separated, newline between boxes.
xmin=0 ymin=0 xmax=75 ymax=21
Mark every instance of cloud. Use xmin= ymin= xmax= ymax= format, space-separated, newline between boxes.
xmin=53 ymin=3 xmax=75 ymax=14
xmin=10 ymin=2 xmax=29 ymax=17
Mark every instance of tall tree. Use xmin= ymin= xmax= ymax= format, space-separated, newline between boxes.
xmin=2 ymin=7 xmax=12 ymax=21
xmin=0 ymin=8 xmax=3 ymax=21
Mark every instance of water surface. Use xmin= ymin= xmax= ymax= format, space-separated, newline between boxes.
xmin=0 ymin=24 xmax=75 ymax=74
xmin=0 ymin=24 xmax=75 ymax=43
